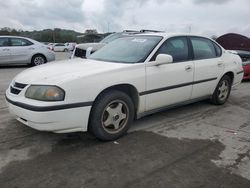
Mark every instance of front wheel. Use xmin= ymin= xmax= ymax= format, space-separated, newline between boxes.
xmin=89 ymin=90 xmax=134 ymax=141
xmin=211 ymin=75 xmax=232 ymax=105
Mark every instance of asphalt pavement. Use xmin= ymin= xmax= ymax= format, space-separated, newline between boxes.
xmin=0 ymin=52 xmax=249 ymax=188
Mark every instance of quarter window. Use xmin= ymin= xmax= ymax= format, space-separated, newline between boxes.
xmin=213 ymin=43 xmax=222 ymax=57
xmin=154 ymin=37 xmax=189 ymax=62
xmin=190 ymin=37 xmax=217 ymax=60
xmin=10 ymin=38 xmax=33 ymax=46
xmin=0 ymin=38 xmax=9 ymax=47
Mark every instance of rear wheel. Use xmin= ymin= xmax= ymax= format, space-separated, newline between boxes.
xmin=211 ymin=75 xmax=232 ymax=105
xmin=31 ymin=55 xmax=46 ymax=66
xmin=89 ymin=90 xmax=134 ymax=141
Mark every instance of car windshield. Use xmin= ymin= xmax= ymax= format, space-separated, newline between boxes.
xmin=100 ymin=33 xmax=123 ymax=44
xmin=89 ymin=36 xmax=162 ymax=63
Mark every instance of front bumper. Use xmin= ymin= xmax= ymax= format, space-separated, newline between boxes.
xmin=5 ymin=95 xmax=91 ymax=133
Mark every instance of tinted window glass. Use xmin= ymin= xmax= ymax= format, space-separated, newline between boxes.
xmin=213 ymin=43 xmax=222 ymax=57
xmin=0 ymin=38 xmax=9 ymax=47
xmin=10 ymin=38 xmax=33 ymax=46
xmin=154 ymin=37 xmax=189 ymax=62
xmin=191 ymin=37 xmax=216 ymax=60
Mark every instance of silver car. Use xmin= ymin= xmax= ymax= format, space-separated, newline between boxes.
xmin=0 ymin=36 xmax=55 ymax=66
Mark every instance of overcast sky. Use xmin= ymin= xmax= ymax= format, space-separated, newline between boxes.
xmin=0 ymin=0 xmax=249 ymax=37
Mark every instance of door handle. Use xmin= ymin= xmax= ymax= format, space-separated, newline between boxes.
xmin=2 ymin=48 xmax=10 ymax=51
xmin=29 ymin=47 xmax=35 ymax=50
xmin=185 ymin=65 xmax=192 ymax=71
xmin=217 ymin=62 xmax=224 ymax=67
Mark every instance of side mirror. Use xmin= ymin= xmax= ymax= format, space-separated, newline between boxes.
xmin=155 ymin=54 xmax=173 ymax=65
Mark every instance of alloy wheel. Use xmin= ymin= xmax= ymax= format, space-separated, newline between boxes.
xmin=101 ymin=100 xmax=129 ymax=134
xmin=218 ymin=80 xmax=229 ymax=101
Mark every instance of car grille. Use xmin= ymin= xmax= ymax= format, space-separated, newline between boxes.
xmin=10 ymin=82 xmax=28 ymax=95
xmin=74 ymin=48 xmax=87 ymax=58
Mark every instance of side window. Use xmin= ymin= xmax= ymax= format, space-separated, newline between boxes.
xmin=154 ymin=37 xmax=189 ymax=62
xmin=10 ymin=38 xmax=33 ymax=46
xmin=190 ymin=37 xmax=217 ymax=60
xmin=0 ymin=38 xmax=9 ymax=47
xmin=213 ymin=43 xmax=222 ymax=57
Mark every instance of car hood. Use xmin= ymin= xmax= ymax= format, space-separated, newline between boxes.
xmin=14 ymin=58 xmax=133 ymax=85
xmin=76 ymin=43 xmax=106 ymax=51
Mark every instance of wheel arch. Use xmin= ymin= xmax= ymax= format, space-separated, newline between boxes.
xmin=95 ymin=84 xmax=139 ymax=112
xmin=88 ymin=84 xmax=140 ymax=131
xmin=212 ymin=71 xmax=234 ymax=94
xmin=223 ymin=71 xmax=234 ymax=84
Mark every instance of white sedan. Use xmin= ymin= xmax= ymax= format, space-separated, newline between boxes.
xmin=52 ymin=43 xmax=70 ymax=52
xmin=5 ymin=33 xmax=243 ymax=141
xmin=0 ymin=36 xmax=55 ymax=66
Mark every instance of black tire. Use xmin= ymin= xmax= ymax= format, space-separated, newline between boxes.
xmin=64 ymin=48 xmax=68 ymax=52
xmin=211 ymin=75 xmax=232 ymax=105
xmin=31 ymin=54 xmax=46 ymax=66
xmin=89 ymin=90 xmax=135 ymax=141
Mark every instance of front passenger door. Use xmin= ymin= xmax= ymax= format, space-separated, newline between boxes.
xmin=145 ymin=36 xmax=194 ymax=111
xmin=9 ymin=38 xmax=34 ymax=64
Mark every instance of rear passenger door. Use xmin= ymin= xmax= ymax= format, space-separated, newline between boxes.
xmin=0 ymin=37 xmax=11 ymax=64
xmin=189 ymin=37 xmax=224 ymax=99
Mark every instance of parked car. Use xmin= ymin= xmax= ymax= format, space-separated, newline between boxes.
xmin=235 ymin=50 xmax=250 ymax=80
xmin=5 ymin=33 xmax=243 ymax=141
xmin=71 ymin=30 xmax=140 ymax=59
xmin=65 ymin=42 xmax=77 ymax=51
xmin=0 ymin=36 xmax=55 ymax=66
xmin=53 ymin=43 xmax=70 ymax=52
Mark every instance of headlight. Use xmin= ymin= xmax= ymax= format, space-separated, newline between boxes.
xmin=25 ymin=85 xmax=65 ymax=101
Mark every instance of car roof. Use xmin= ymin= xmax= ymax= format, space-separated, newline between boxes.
xmin=0 ymin=35 xmax=31 ymax=40
xmin=135 ymin=32 xmax=207 ymax=39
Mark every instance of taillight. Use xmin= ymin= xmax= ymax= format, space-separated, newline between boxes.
xmin=47 ymin=46 xmax=53 ymax=51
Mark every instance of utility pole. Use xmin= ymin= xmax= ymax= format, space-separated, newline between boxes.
xmin=188 ymin=25 xmax=192 ymax=33
xmin=107 ymin=21 xmax=110 ymax=33
xmin=53 ymin=29 xmax=55 ymax=43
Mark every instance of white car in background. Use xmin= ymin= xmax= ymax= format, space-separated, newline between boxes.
xmin=0 ymin=36 xmax=55 ymax=66
xmin=6 ymin=33 xmax=243 ymax=141
xmin=53 ymin=43 xmax=70 ymax=52
xmin=65 ymin=42 xmax=77 ymax=51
